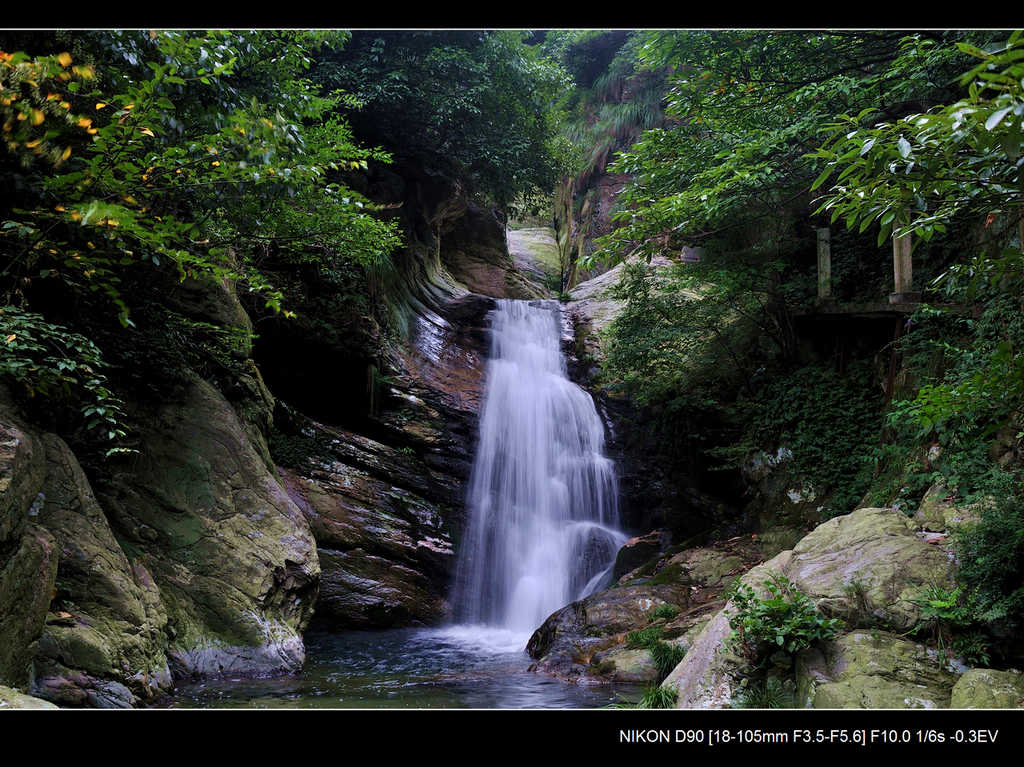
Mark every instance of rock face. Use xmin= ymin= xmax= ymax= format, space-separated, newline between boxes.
xmin=661 ymin=507 xmax=960 ymax=708
xmin=272 ymin=292 xmax=496 ymax=630
xmin=96 ymin=378 xmax=320 ymax=680
xmin=797 ymin=631 xmax=957 ymax=708
xmin=278 ymin=437 xmax=455 ymax=628
xmin=440 ymin=201 xmax=546 ymax=300
xmin=0 ymin=401 xmax=172 ymax=707
xmin=30 ymin=433 xmax=172 ymax=707
xmin=0 ymin=411 xmax=58 ymax=688
xmin=527 ymin=541 xmax=761 ymax=685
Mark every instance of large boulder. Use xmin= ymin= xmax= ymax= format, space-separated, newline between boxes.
xmin=97 ymin=378 xmax=320 ymax=679
xmin=662 ymin=507 xmax=959 ymax=708
xmin=786 ymin=507 xmax=955 ymax=632
xmin=0 ymin=411 xmax=58 ymax=688
xmin=29 ymin=433 xmax=172 ymax=707
xmin=797 ymin=630 xmax=956 ymax=708
xmin=950 ymin=668 xmax=1024 ymax=708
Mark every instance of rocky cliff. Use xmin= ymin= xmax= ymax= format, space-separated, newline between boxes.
xmin=0 ymin=165 xmax=545 ymax=707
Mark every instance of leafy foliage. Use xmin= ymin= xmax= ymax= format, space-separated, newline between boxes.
xmin=727 ymin=573 xmax=843 ymax=660
xmin=315 ymin=31 xmax=567 ymax=215
xmin=954 ymin=475 xmax=1024 ymax=630
xmin=0 ymin=306 xmax=130 ymax=454
xmin=730 ymin=360 xmax=885 ymax=518
xmin=647 ymin=603 xmax=680 ymax=622
xmin=811 ymin=32 xmax=1024 ymax=248
xmin=0 ymin=31 xmax=407 ymax=453
xmin=591 ymin=30 xmax=979 ymax=268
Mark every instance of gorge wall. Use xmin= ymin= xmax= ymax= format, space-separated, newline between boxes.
xmin=0 ymin=162 xmax=546 ymax=707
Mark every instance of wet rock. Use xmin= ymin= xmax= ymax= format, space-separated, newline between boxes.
xmin=440 ymin=201 xmax=546 ymax=300
xmin=612 ymin=530 xmax=669 ymax=581
xmin=316 ymin=549 xmax=446 ymax=628
xmin=526 ymin=584 xmax=687 ymax=683
xmin=281 ymin=460 xmax=454 ymax=628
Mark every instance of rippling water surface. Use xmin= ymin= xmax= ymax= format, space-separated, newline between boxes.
xmin=165 ymin=627 xmax=643 ymax=709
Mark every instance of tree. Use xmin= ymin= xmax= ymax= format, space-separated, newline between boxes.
xmin=592 ymin=30 xmax=983 ymax=267
xmin=313 ymin=30 xmax=567 ymax=216
xmin=0 ymin=31 xmax=401 ymax=452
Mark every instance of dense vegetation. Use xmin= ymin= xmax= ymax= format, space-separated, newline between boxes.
xmin=4 ymin=27 xmax=1024 ymax=689
xmin=588 ymin=30 xmax=1024 ymax=658
xmin=0 ymin=29 xmax=564 ymax=460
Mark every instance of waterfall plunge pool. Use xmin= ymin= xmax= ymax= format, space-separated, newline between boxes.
xmin=162 ymin=627 xmax=645 ymax=709
xmin=164 ymin=301 xmax=637 ymax=710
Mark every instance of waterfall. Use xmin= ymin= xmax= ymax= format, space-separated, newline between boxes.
xmin=453 ymin=299 xmax=627 ymax=637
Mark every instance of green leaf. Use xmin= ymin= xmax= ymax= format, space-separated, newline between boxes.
xmin=985 ymin=106 xmax=1014 ymax=131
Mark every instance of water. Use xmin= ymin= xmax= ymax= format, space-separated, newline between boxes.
xmin=452 ymin=299 xmax=626 ymax=638
xmin=165 ymin=627 xmax=642 ymax=709
xmin=163 ymin=299 xmax=631 ymax=709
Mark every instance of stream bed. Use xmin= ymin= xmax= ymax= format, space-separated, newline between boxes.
xmin=163 ymin=626 xmax=644 ymax=709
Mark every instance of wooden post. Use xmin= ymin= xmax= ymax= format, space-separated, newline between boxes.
xmin=816 ymin=227 xmax=831 ymax=300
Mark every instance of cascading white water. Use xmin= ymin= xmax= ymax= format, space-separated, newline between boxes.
xmin=452 ymin=299 xmax=627 ymax=638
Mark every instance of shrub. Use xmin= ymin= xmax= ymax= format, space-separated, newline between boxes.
xmin=954 ymin=476 xmax=1024 ymax=629
xmin=727 ymin=572 xmax=843 ymax=660
xmin=647 ymin=603 xmax=680 ymax=623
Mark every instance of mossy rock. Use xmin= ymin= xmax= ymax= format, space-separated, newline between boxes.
xmin=0 ymin=685 xmax=59 ymax=709
xmin=914 ymin=483 xmax=979 ymax=532
xmin=797 ymin=630 xmax=956 ymax=709
xmin=950 ymin=668 xmax=1024 ymax=708
xmin=97 ymin=378 xmax=320 ymax=679
xmin=589 ymin=646 xmax=660 ymax=684
xmin=0 ymin=409 xmax=58 ymax=688
xmin=787 ymin=507 xmax=955 ymax=632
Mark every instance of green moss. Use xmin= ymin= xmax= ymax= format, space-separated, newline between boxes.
xmin=649 ymin=563 xmax=684 ymax=585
